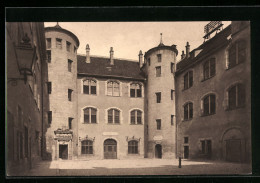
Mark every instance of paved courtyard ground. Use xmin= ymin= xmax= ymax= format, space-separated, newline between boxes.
xmin=12 ymin=159 xmax=251 ymax=176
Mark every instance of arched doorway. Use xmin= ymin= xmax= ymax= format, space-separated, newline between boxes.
xmin=104 ymin=139 xmax=117 ymax=159
xmin=155 ymin=144 xmax=162 ymax=159
xmin=222 ymin=128 xmax=245 ymax=162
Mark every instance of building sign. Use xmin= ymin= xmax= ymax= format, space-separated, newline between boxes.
xmin=153 ymin=135 xmax=163 ymax=141
xmin=103 ymin=132 xmax=118 ymax=136
xmin=54 ymin=128 xmax=73 ymax=141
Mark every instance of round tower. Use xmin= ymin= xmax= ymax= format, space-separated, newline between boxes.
xmin=144 ymin=35 xmax=178 ymax=159
xmin=45 ymin=23 xmax=79 ymax=160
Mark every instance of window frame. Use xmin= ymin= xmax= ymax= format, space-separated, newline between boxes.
xmin=68 ymin=89 xmax=73 ymax=101
xmin=227 ymin=40 xmax=246 ymax=69
xmin=157 ymin=54 xmax=162 ymax=62
xmin=81 ymin=140 xmax=94 ymax=155
xmin=156 ymin=66 xmax=161 ymax=77
xmin=183 ymin=71 xmax=193 ymax=90
xmin=128 ymin=140 xmax=139 ymax=154
xmin=46 ymin=50 xmax=51 ymax=63
xmin=130 ymin=83 xmax=142 ymax=98
xmin=130 ymin=110 xmax=143 ymax=125
xmin=83 ymin=107 xmax=97 ymax=124
xmin=56 ymin=38 xmax=62 ymax=49
xmin=156 ymin=119 xmax=161 ymax=130
xmin=202 ymin=94 xmax=216 ymax=116
xmin=227 ymin=83 xmax=245 ymax=110
xmin=46 ymin=38 xmax=51 ymax=49
xmin=107 ymin=108 xmax=121 ymax=124
xmin=83 ymin=79 xmax=97 ymax=95
xmin=203 ymin=58 xmax=216 ymax=81
xmin=107 ymin=81 xmax=120 ymax=97
xmin=183 ymin=102 xmax=193 ymax=121
xmin=68 ymin=59 xmax=73 ymax=72
xmin=66 ymin=41 xmax=71 ymax=52
xmin=156 ymin=92 xmax=161 ymax=103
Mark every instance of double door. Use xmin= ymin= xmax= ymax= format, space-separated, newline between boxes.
xmin=104 ymin=139 xmax=117 ymax=159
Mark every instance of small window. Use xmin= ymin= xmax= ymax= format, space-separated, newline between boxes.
xmin=107 ymin=81 xmax=120 ymax=96
xmin=156 ymin=119 xmax=161 ymax=130
xmin=200 ymin=140 xmax=211 ymax=155
xmin=157 ymin=54 xmax=162 ymax=62
xmin=203 ymin=58 xmax=216 ymax=80
xmin=83 ymin=79 xmax=97 ymax=95
xmin=68 ymin=59 xmax=73 ymax=72
xmin=171 ymin=62 xmax=174 ymax=73
xmin=156 ymin=66 xmax=161 ymax=77
xmin=46 ymin=38 xmax=51 ymax=49
xmin=148 ymin=58 xmax=151 ymax=66
xmin=81 ymin=140 xmax=93 ymax=154
xmin=128 ymin=140 xmax=138 ymax=154
xmin=184 ymin=71 xmax=193 ymax=90
xmin=74 ymin=46 xmax=77 ymax=53
xmin=184 ymin=102 xmax=193 ymax=120
xmin=171 ymin=115 xmax=174 ymax=126
xmin=66 ymin=41 xmax=71 ymax=52
xmin=156 ymin=92 xmax=161 ymax=103
xmin=228 ymin=41 xmax=246 ymax=69
xmin=203 ymin=94 xmax=216 ymax=116
xmin=48 ymin=111 xmax=52 ymax=124
xmin=130 ymin=110 xmax=142 ymax=124
xmin=84 ymin=107 xmax=97 ymax=124
xmin=171 ymin=90 xmax=174 ymax=100
xmin=68 ymin=89 xmax=73 ymax=101
xmin=108 ymin=109 xmax=120 ymax=124
xmin=68 ymin=118 xmax=73 ymax=129
xmin=56 ymin=38 xmax=62 ymax=49
xmin=46 ymin=50 xmax=51 ymax=63
xmin=130 ymin=83 xmax=142 ymax=98
xmin=184 ymin=137 xmax=189 ymax=144
xmin=47 ymin=82 xmax=52 ymax=94
xmin=228 ymin=84 xmax=245 ymax=110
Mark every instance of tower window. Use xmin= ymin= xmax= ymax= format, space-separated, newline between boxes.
xmin=171 ymin=62 xmax=174 ymax=73
xmin=171 ymin=115 xmax=174 ymax=125
xmin=47 ymin=82 xmax=52 ymax=94
xmin=156 ymin=119 xmax=161 ymax=130
xmin=68 ymin=89 xmax=73 ymax=101
xmin=156 ymin=92 xmax=161 ymax=103
xmin=171 ymin=90 xmax=174 ymax=100
xmin=68 ymin=118 xmax=73 ymax=129
xmin=156 ymin=66 xmax=161 ymax=77
xmin=68 ymin=59 xmax=73 ymax=72
xmin=46 ymin=50 xmax=51 ymax=63
xmin=157 ymin=54 xmax=162 ymax=62
xmin=66 ymin=41 xmax=71 ymax=52
xmin=48 ymin=111 xmax=52 ymax=124
xmin=56 ymin=38 xmax=62 ymax=49
xmin=46 ymin=38 xmax=51 ymax=49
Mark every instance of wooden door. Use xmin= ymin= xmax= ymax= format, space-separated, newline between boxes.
xmin=104 ymin=139 xmax=117 ymax=159
xmin=226 ymin=139 xmax=241 ymax=162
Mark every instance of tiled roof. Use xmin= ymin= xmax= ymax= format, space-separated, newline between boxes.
xmin=176 ymin=25 xmax=231 ymax=74
xmin=77 ymin=55 xmax=145 ymax=80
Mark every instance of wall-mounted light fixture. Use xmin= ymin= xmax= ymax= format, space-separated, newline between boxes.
xmin=8 ymin=33 xmax=36 ymax=85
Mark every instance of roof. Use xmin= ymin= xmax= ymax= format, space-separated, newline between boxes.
xmin=45 ymin=24 xmax=80 ymax=47
xmin=77 ymin=55 xmax=145 ymax=81
xmin=144 ymin=44 xmax=178 ymax=58
xmin=176 ymin=24 xmax=231 ymax=74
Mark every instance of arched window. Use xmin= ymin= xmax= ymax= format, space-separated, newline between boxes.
xmin=108 ymin=109 xmax=120 ymax=124
xmin=128 ymin=140 xmax=138 ymax=154
xmin=203 ymin=58 xmax=216 ymax=80
xmin=107 ymin=81 xmax=120 ymax=96
xmin=84 ymin=107 xmax=97 ymax=123
xmin=130 ymin=83 xmax=142 ymax=97
xmin=184 ymin=71 xmax=193 ymax=90
xmin=228 ymin=40 xmax=246 ymax=69
xmin=184 ymin=102 xmax=193 ymax=120
xmin=81 ymin=140 xmax=93 ymax=154
xmin=130 ymin=110 xmax=142 ymax=124
xmin=83 ymin=79 xmax=96 ymax=95
xmin=203 ymin=94 xmax=216 ymax=116
xmin=228 ymin=83 xmax=245 ymax=110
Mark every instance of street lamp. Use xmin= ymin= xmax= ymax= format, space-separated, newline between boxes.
xmin=8 ymin=33 xmax=36 ymax=85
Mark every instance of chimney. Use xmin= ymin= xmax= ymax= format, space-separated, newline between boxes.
xmin=138 ymin=50 xmax=143 ymax=68
xmin=110 ymin=47 xmax=114 ymax=65
xmin=181 ymin=50 xmax=186 ymax=59
xmin=185 ymin=42 xmax=190 ymax=58
xmin=85 ymin=44 xmax=90 ymax=63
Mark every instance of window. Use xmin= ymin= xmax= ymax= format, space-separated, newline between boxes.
xmin=108 ymin=109 xmax=120 ymax=124
xmin=184 ymin=137 xmax=189 ymax=144
xmin=184 ymin=71 xmax=193 ymax=90
xmin=81 ymin=140 xmax=93 ymax=154
xmin=130 ymin=83 xmax=142 ymax=98
xmin=130 ymin=110 xmax=142 ymax=124
xmin=156 ymin=119 xmax=161 ymax=130
xmin=47 ymin=82 xmax=52 ymax=94
xmin=184 ymin=102 xmax=193 ymax=120
xmin=107 ymin=81 xmax=120 ymax=96
xmin=128 ymin=140 xmax=138 ymax=154
xmin=200 ymin=140 xmax=212 ymax=156
xmin=228 ymin=84 xmax=245 ymax=110
xmin=171 ymin=62 xmax=174 ymax=73
xmin=83 ymin=79 xmax=96 ymax=95
xmin=156 ymin=66 xmax=161 ymax=77
xmin=46 ymin=50 xmax=51 ymax=63
xmin=66 ymin=41 xmax=71 ymax=52
xmin=68 ymin=118 xmax=73 ymax=129
xmin=68 ymin=59 xmax=73 ymax=72
xmin=48 ymin=111 xmax=52 ymax=124
xmin=228 ymin=41 xmax=246 ymax=69
xmin=68 ymin=89 xmax=73 ymax=101
xmin=157 ymin=54 xmax=162 ymax=62
xmin=74 ymin=46 xmax=77 ymax=53
xmin=171 ymin=115 xmax=174 ymax=126
xmin=156 ymin=92 xmax=161 ymax=103
xmin=84 ymin=107 xmax=97 ymax=124
xmin=203 ymin=58 xmax=216 ymax=80
xmin=148 ymin=58 xmax=151 ymax=66
xmin=56 ymin=38 xmax=62 ymax=49
xmin=171 ymin=90 xmax=174 ymax=100
xmin=203 ymin=94 xmax=216 ymax=116
xmin=46 ymin=38 xmax=51 ymax=49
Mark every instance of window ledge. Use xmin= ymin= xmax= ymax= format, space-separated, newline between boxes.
xmin=130 ymin=124 xmax=143 ymax=125
xmin=225 ymin=105 xmax=245 ymax=111
xmin=201 ymin=113 xmax=216 ymax=117
xmin=127 ymin=153 xmax=140 ymax=156
xmin=83 ymin=93 xmax=97 ymax=96
xmin=83 ymin=122 xmax=98 ymax=124
xmin=201 ymin=74 xmax=216 ymax=82
xmin=107 ymin=123 xmax=121 ymax=125
xmin=225 ymin=62 xmax=244 ymax=71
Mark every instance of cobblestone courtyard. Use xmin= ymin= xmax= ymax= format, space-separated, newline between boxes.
xmin=11 ymin=159 xmax=251 ymax=176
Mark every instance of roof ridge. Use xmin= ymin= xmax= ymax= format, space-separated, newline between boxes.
xmin=77 ymin=54 xmax=138 ymax=62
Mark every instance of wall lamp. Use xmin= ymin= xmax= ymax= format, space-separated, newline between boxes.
xmin=8 ymin=33 xmax=36 ymax=85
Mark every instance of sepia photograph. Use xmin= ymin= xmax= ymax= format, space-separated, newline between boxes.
xmin=6 ymin=9 xmax=253 ymax=177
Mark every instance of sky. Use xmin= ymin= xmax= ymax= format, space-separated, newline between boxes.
xmin=44 ymin=22 xmax=231 ymax=62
